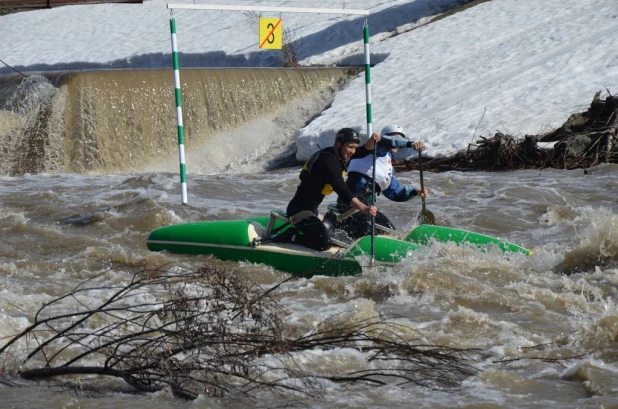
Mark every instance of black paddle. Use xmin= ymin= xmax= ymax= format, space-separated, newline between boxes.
xmin=417 ymin=149 xmax=436 ymax=225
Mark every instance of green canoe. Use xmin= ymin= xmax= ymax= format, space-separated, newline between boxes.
xmin=146 ymin=210 xmax=531 ymax=277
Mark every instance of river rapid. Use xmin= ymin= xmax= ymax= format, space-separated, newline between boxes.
xmin=1 ymin=70 xmax=618 ymax=408
xmin=1 ymin=164 xmax=618 ymax=408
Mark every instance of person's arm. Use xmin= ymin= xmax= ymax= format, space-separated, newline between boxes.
xmin=380 ymin=137 xmax=425 ymax=151
xmin=352 ymin=132 xmax=381 ymax=159
xmin=364 ymin=132 xmax=380 ymax=150
xmin=406 ymin=141 xmax=425 ymax=151
xmin=382 ymin=176 xmax=428 ymax=202
xmin=350 ymin=197 xmax=378 ymax=216
xmin=382 ymin=176 xmax=414 ymax=202
xmin=322 ymin=155 xmax=378 ymax=216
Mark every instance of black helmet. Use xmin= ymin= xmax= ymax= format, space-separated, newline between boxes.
xmin=334 ymin=128 xmax=361 ymax=145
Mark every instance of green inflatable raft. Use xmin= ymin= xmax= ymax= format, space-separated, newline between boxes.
xmin=146 ymin=210 xmax=531 ymax=277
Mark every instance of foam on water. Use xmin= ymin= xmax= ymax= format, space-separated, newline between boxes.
xmin=0 ymin=164 xmax=618 ymax=407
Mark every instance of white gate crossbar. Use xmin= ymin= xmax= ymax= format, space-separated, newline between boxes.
xmin=167 ymin=4 xmax=369 ymax=15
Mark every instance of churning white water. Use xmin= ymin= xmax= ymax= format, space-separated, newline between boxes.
xmin=1 ymin=163 xmax=618 ymax=408
xmin=1 ymin=70 xmax=618 ymax=408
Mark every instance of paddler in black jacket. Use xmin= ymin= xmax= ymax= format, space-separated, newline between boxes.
xmin=273 ymin=128 xmax=379 ymax=251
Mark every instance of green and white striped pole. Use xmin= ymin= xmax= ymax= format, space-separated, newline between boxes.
xmin=170 ymin=17 xmax=188 ymax=205
xmin=363 ymin=19 xmax=376 ymax=264
xmin=166 ymin=4 xmax=370 ymax=207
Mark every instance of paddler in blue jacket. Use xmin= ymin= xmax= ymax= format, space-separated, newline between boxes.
xmin=273 ymin=128 xmax=379 ymax=251
xmin=330 ymin=124 xmax=428 ymax=239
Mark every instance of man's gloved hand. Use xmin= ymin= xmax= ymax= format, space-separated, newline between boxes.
xmin=378 ymin=138 xmax=396 ymax=148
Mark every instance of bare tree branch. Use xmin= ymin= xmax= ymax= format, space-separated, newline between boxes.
xmin=1 ymin=265 xmax=479 ymax=401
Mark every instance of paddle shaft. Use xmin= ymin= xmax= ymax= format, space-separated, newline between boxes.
xmin=337 ymin=208 xmax=359 ymax=223
xmin=418 ymin=150 xmax=427 ymax=212
xmin=370 ymin=138 xmax=377 ymax=264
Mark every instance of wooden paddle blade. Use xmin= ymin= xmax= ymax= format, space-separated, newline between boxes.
xmin=418 ymin=208 xmax=436 ymax=225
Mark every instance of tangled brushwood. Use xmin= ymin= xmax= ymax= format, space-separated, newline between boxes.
xmin=399 ymin=92 xmax=618 ymax=172
xmin=0 ymin=266 xmax=478 ymax=401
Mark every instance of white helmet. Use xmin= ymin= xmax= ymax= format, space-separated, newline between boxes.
xmin=380 ymin=124 xmax=407 ymax=139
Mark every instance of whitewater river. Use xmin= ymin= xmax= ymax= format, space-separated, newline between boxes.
xmin=1 ymin=163 xmax=618 ymax=408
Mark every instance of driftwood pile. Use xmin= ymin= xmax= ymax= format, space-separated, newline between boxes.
xmin=400 ymin=92 xmax=618 ymax=172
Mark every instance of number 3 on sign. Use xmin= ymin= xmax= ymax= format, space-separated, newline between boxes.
xmin=259 ymin=18 xmax=282 ymax=49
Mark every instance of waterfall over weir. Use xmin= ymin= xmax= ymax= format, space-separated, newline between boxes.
xmin=0 ymin=68 xmax=350 ymax=175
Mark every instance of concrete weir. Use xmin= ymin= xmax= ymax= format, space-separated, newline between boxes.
xmin=0 ymin=68 xmax=352 ymax=175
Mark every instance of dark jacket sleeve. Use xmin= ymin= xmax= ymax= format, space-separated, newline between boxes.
xmin=352 ymin=145 xmax=372 ymax=159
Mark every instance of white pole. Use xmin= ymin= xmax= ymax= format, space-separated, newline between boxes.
xmin=166 ymin=4 xmax=369 ymax=205
xmin=167 ymin=4 xmax=368 ymax=15
xmin=170 ymin=18 xmax=188 ymax=205
xmin=363 ymin=20 xmax=376 ymax=265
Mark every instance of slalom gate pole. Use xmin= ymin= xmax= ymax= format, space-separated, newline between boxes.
xmin=363 ymin=19 xmax=375 ymax=265
xmin=170 ymin=17 xmax=188 ymax=205
xmin=166 ymin=5 xmax=370 ymax=208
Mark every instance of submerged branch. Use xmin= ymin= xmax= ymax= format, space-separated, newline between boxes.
xmin=0 ymin=266 xmax=479 ymax=401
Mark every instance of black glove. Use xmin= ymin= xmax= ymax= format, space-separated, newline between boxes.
xmin=378 ymin=138 xmax=395 ymax=148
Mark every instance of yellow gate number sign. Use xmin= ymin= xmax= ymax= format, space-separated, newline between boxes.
xmin=259 ymin=18 xmax=282 ymax=49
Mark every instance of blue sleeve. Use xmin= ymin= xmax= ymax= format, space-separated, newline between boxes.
xmin=380 ymin=135 xmax=410 ymax=149
xmin=382 ymin=176 xmax=417 ymax=202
